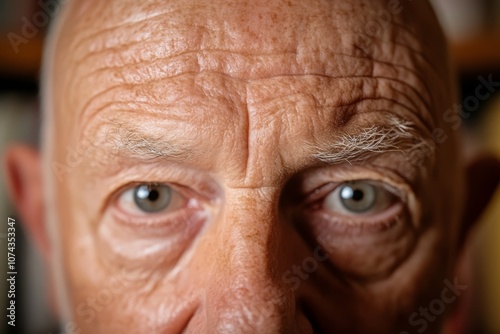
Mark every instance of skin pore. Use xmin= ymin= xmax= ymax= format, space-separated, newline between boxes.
xmin=7 ymin=0 xmax=499 ymax=333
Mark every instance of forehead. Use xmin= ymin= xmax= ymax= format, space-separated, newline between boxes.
xmin=49 ymin=0 xmax=450 ymax=182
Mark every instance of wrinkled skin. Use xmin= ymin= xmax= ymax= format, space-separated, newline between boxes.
xmin=6 ymin=0 xmax=494 ymax=333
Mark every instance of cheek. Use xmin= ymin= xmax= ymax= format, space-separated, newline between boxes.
xmin=55 ymin=179 xmax=206 ymax=331
xmin=324 ymin=228 xmax=417 ymax=280
xmin=340 ymin=227 xmax=456 ymax=333
xmin=62 ymin=225 xmax=200 ymax=333
xmin=67 ymin=273 xmax=182 ymax=332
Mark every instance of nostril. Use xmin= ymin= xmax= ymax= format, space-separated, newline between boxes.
xmin=179 ymin=304 xmax=199 ymax=333
xmin=294 ymin=310 xmax=315 ymax=334
xmin=297 ymin=300 xmax=319 ymax=334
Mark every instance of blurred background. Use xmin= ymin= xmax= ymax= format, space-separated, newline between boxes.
xmin=0 ymin=0 xmax=499 ymax=333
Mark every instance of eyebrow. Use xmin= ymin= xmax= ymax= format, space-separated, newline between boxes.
xmin=310 ymin=117 xmax=435 ymax=165
xmin=91 ymin=121 xmax=192 ymax=161
xmin=88 ymin=116 xmax=434 ymax=170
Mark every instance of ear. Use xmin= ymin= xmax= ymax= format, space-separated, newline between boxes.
xmin=4 ymin=144 xmax=49 ymax=260
xmin=459 ymin=155 xmax=500 ymax=245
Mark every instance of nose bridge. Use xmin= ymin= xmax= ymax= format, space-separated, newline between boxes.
xmin=220 ymin=188 xmax=285 ymax=279
xmin=204 ymin=187 xmax=297 ymax=333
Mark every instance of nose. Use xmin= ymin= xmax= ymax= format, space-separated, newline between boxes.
xmin=192 ymin=188 xmax=314 ymax=333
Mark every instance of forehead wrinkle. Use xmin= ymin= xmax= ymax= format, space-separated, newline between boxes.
xmin=76 ymin=72 xmax=249 ymax=144
xmin=64 ymin=2 xmax=427 ymax=82
xmin=372 ymin=70 xmax=431 ymax=122
xmin=74 ymin=71 xmax=248 ymax=134
xmin=68 ymin=37 xmax=440 ymax=130
xmin=69 ymin=28 xmax=433 ymax=81
xmin=357 ymin=12 xmax=450 ymax=127
xmin=65 ymin=2 xmax=209 ymax=59
xmin=71 ymin=21 xmax=222 ymax=66
xmin=372 ymin=77 xmax=433 ymax=132
xmin=56 ymin=0 xmax=448 ymax=147
xmin=244 ymin=75 xmax=433 ymax=144
xmin=67 ymin=0 xmax=360 ymax=60
xmin=366 ymin=0 xmax=446 ymax=75
xmin=249 ymin=95 xmax=430 ymax=139
xmin=245 ymin=74 xmax=433 ymax=125
xmin=69 ymin=71 xmax=435 ymax=179
xmin=62 ymin=2 xmax=442 ymax=88
xmin=70 ymin=47 xmax=428 ymax=118
xmin=73 ymin=46 xmax=427 ymax=87
xmin=373 ymin=39 xmax=438 ymax=96
xmin=74 ymin=70 xmax=433 ymax=150
xmin=245 ymin=74 xmax=434 ymax=133
xmin=61 ymin=0 xmax=446 ymax=85
xmin=353 ymin=40 xmax=438 ymax=129
xmin=70 ymin=49 xmax=434 ymax=136
xmin=70 ymin=29 xmax=376 ymax=78
xmin=68 ymin=11 xmax=183 ymax=58
xmin=68 ymin=0 xmax=258 ymax=51
xmin=71 ymin=25 xmax=355 ymax=67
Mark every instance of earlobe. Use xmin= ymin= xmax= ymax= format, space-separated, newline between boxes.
xmin=4 ymin=144 xmax=49 ymax=260
xmin=460 ymin=155 xmax=500 ymax=245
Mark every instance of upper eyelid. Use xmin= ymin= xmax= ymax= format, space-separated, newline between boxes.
xmin=114 ymin=181 xmax=216 ymax=211
xmin=92 ymin=162 xmax=222 ymax=208
xmin=306 ymin=179 xmax=406 ymax=204
xmin=303 ymin=182 xmax=339 ymax=205
xmin=99 ymin=176 xmax=219 ymax=219
xmin=301 ymin=162 xmax=413 ymax=192
xmin=116 ymin=182 xmax=187 ymax=202
xmin=377 ymin=182 xmax=407 ymax=203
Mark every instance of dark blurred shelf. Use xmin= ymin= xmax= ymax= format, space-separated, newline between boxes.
xmin=452 ymin=34 xmax=500 ymax=72
xmin=0 ymin=33 xmax=43 ymax=80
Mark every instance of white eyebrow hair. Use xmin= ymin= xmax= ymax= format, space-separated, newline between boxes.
xmin=106 ymin=122 xmax=186 ymax=160
xmin=100 ymin=117 xmax=433 ymax=166
xmin=311 ymin=117 xmax=435 ymax=165
xmin=79 ymin=119 xmax=199 ymax=163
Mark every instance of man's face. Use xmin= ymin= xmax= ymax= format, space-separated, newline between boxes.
xmin=44 ymin=0 xmax=463 ymax=332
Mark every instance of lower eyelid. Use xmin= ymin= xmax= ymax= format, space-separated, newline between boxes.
xmin=111 ymin=206 xmax=207 ymax=234
xmin=305 ymin=202 xmax=405 ymax=236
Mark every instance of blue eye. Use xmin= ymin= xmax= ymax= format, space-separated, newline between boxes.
xmin=133 ymin=184 xmax=172 ymax=213
xmin=325 ymin=181 xmax=395 ymax=214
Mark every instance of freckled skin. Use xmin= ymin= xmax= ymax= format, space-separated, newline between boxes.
xmin=45 ymin=0 xmax=463 ymax=333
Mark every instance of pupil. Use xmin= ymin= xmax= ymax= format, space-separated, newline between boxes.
xmin=134 ymin=184 xmax=171 ymax=213
xmin=148 ymin=189 xmax=159 ymax=201
xmin=351 ymin=189 xmax=364 ymax=201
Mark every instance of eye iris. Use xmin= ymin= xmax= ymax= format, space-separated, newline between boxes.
xmin=339 ymin=183 xmax=376 ymax=213
xmin=133 ymin=184 xmax=171 ymax=213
